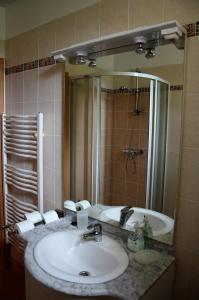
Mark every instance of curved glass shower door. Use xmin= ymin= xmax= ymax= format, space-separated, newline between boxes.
xmin=69 ymin=72 xmax=169 ymax=213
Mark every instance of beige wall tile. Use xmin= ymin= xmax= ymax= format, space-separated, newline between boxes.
xmin=113 ymin=94 xmax=129 ymax=111
xmin=112 ymin=129 xmax=127 ymax=146
xmin=129 ymin=0 xmax=164 ymax=29
xmin=55 ymin=13 xmax=75 ymax=50
xmin=22 ymin=28 xmax=38 ymax=63
xmin=113 ymin=111 xmax=128 ymax=129
xmin=5 ymin=74 xmax=13 ymax=103
xmin=127 ymin=130 xmax=140 ymax=148
xmin=100 ymin=145 xmax=112 ymax=163
xmin=5 ymin=102 xmax=11 ymax=114
xmin=54 ymin=135 xmax=62 ymax=171
xmin=43 ymin=167 xmax=55 ymax=211
xmin=23 ymin=101 xmax=37 ymax=115
xmin=100 ymin=0 xmax=129 ymax=37
xmin=111 ymin=146 xmax=124 ymax=163
xmin=186 ymin=37 xmax=199 ymax=93
xmin=43 ymin=135 xmax=55 ymax=169
xmin=180 ymin=148 xmax=199 ymax=202
xmin=101 ymin=110 xmax=113 ymax=129
xmin=38 ymin=101 xmax=55 ymax=136
xmin=183 ymin=93 xmax=199 ymax=148
xmin=125 ymin=160 xmax=138 ymax=182
xmin=164 ymin=0 xmax=199 ymax=24
xmin=163 ymin=169 xmax=179 ymax=217
xmin=55 ymin=100 xmax=64 ymax=136
xmin=38 ymin=21 xmax=55 ymax=59
xmin=111 ymin=161 xmax=125 ymax=180
xmin=11 ymin=101 xmax=23 ymax=115
xmin=12 ymin=72 xmax=23 ymax=102
xmin=55 ymin=63 xmax=65 ymax=101
xmin=175 ymin=199 xmax=199 ymax=251
xmin=101 ymin=128 xmax=112 ymax=146
xmin=75 ymin=3 xmax=100 ymax=44
xmin=167 ymin=90 xmax=183 ymax=151
xmin=54 ymin=169 xmax=64 ymax=209
xmin=38 ymin=65 xmax=56 ymax=101
xmin=175 ymin=247 xmax=199 ymax=300
xmin=6 ymin=35 xmax=24 ymax=66
xmin=24 ymin=69 xmax=38 ymax=102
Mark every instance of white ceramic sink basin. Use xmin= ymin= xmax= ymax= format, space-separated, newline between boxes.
xmin=100 ymin=207 xmax=174 ymax=236
xmin=34 ymin=229 xmax=129 ymax=284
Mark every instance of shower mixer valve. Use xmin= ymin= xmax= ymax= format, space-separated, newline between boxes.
xmin=122 ymin=148 xmax=143 ymax=157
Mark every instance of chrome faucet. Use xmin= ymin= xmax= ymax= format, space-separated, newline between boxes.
xmin=82 ymin=223 xmax=102 ymax=242
xmin=120 ymin=206 xmax=134 ymax=227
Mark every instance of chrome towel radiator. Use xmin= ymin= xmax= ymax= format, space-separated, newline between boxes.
xmin=2 ymin=113 xmax=44 ymax=252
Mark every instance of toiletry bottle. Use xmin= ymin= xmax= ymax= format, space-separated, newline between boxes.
xmin=142 ymin=216 xmax=153 ymax=238
xmin=127 ymin=222 xmax=145 ymax=252
xmin=77 ymin=210 xmax=88 ymax=230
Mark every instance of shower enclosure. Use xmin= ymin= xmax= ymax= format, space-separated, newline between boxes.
xmin=69 ymin=72 xmax=169 ymax=213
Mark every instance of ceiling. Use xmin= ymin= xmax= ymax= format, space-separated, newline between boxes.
xmin=0 ymin=0 xmax=16 ymax=7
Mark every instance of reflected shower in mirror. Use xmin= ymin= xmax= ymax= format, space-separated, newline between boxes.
xmin=65 ymin=39 xmax=184 ymax=246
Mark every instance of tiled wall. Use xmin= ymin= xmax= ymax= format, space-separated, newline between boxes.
xmin=4 ymin=0 xmax=199 ymax=299
xmin=5 ymin=40 xmax=65 ymax=211
xmin=100 ymin=90 xmax=149 ymax=208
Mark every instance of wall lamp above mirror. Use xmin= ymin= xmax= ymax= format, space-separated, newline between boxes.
xmin=52 ymin=21 xmax=185 ymax=67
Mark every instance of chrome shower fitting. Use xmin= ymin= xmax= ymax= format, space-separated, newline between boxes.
xmin=145 ymin=48 xmax=156 ymax=59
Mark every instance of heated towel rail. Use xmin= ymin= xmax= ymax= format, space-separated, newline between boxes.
xmin=2 ymin=113 xmax=43 ymax=252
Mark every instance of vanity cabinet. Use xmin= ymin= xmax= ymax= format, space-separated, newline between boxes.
xmin=141 ymin=263 xmax=174 ymax=300
xmin=25 ymin=263 xmax=174 ymax=300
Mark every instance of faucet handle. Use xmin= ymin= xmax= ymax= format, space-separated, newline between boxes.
xmin=87 ymin=223 xmax=102 ymax=233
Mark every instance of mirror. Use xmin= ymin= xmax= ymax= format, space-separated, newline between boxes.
xmin=65 ymin=37 xmax=184 ymax=246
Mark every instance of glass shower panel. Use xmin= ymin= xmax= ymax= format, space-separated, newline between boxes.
xmin=149 ymin=81 xmax=169 ymax=212
xmin=70 ymin=78 xmax=91 ymax=201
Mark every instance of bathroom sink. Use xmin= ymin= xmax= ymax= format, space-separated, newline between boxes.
xmin=100 ymin=207 xmax=174 ymax=236
xmin=34 ymin=229 xmax=129 ymax=284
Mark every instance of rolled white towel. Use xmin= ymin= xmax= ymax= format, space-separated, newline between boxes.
xmin=42 ymin=210 xmax=59 ymax=224
xmin=15 ymin=220 xmax=35 ymax=234
xmin=24 ymin=211 xmax=43 ymax=224
xmin=76 ymin=200 xmax=91 ymax=211
xmin=64 ymin=200 xmax=76 ymax=212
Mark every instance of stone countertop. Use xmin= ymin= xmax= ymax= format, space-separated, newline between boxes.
xmin=23 ymin=217 xmax=175 ymax=300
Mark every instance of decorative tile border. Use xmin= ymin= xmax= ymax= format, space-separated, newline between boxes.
xmin=5 ymin=56 xmax=58 ymax=75
xmin=101 ymin=85 xmax=183 ymax=94
xmin=183 ymin=21 xmax=199 ymax=37
xmin=170 ymin=85 xmax=183 ymax=91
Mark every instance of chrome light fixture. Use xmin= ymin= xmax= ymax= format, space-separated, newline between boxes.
xmin=133 ymin=36 xmax=148 ymax=55
xmin=145 ymin=48 xmax=156 ymax=59
xmin=69 ymin=51 xmax=88 ymax=65
xmin=88 ymin=58 xmax=97 ymax=68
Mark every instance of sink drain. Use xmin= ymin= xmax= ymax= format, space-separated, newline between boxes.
xmin=79 ymin=271 xmax=90 ymax=277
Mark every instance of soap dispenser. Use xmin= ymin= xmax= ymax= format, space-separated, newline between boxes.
xmin=127 ymin=222 xmax=145 ymax=252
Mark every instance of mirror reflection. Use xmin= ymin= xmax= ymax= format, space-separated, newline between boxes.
xmin=65 ymin=41 xmax=184 ymax=246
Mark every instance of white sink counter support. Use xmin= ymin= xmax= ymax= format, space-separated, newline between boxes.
xmin=22 ymin=217 xmax=175 ymax=300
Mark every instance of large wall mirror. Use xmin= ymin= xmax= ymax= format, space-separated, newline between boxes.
xmin=64 ymin=27 xmax=185 ymax=246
